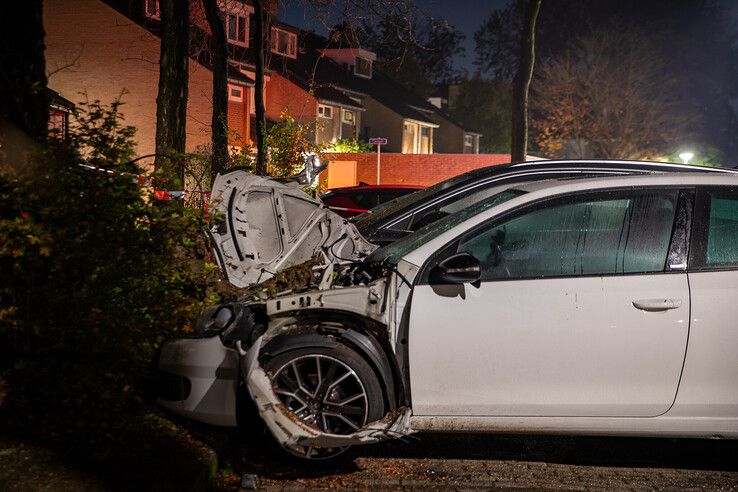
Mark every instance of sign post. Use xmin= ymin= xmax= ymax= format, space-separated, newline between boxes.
xmin=368 ymin=137 xmax=388 ymax=185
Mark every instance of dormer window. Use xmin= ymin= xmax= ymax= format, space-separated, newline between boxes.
xmin=144 ymin=0 xmax=160 ymax=20
xmin=271 ymin=28 xmax=297 ymax=58
xmin=354 ymin=56 xmax=372 ymax=78
xmin=226 ymin=9 xmax=249 ymax=47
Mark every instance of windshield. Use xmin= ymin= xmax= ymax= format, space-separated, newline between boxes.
xmin=353 ymin=165 xmax=511 ymax=233
xmin=367 ymin=189 xmax=525 ymax=265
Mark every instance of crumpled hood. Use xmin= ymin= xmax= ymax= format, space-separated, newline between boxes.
xmin=209 ymin=170 xmax=376 ymax=288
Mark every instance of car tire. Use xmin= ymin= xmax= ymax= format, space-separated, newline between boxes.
xmin=263 ymin=343 xmax=386 ymax=461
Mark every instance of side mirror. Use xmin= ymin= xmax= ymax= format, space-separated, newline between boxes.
xmin=430 ymin=252 xmax=481 ymax=284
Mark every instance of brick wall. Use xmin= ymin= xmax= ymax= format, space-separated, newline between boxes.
xmin=266 ymin=72 xmax=317 ymax=124
xmin=227 ymin=91 xmax=250 ymax=147
xmin=321 ymin=153 xmax=512 ymax=188
xmin=44 ymin=0 xmax=213 ymax=161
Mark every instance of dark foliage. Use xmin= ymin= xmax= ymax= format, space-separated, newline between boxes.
xmin=475 ymin=0 xmax=738 ymax=160
xmin=0 ymin=0 xmax=47 ymax=140
xmin=0 ymin=100 xmax=215 ymax=430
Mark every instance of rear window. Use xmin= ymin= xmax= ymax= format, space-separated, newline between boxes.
xmin=705 ymin=191 xmax=738 ymax=266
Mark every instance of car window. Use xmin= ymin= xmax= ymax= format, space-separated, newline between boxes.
xmin=408 ymin=184 xmax=517 ymax=231
xmin=353 ymin=170 xmax=487 ymax=232
xmin=351 ymin=192 xmax=380 ymax=210
xmin=323 ymin=192 xmax=358 ymax=209
xmin=367 ymin=189 xmax=525 ymax=265
xmin=457 ymin=190 xmax=678 ymax=280
xmin=705 ymin=190 xmax=738 ymax=266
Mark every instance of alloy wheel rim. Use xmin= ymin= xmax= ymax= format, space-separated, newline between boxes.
xmin=271 ymin=354 xmax=369 ymax=459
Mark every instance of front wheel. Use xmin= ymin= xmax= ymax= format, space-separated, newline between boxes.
xmin=264 ymin=344 xmax=386 ymax=460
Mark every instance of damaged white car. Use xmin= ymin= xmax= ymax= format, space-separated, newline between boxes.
xmin=159 ymin=171 xmax=738 ymax=460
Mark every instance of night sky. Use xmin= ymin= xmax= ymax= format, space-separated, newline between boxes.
xmin=279 ymin=0 xmax=511 ymax=72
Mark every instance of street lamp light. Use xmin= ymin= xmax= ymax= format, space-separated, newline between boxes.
xmin=679 ymin=151 xmax=694 ymax=164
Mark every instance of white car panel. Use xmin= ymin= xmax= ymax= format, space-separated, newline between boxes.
xmin=210 ymin=171 xmax=375 ymax=288
xmin=158 ymin=336 xmax=239 ymax=426
xmin=670 ymin=270 xmax=738 ymax=418
xmin=409 ymin=274 xmax=690 ymax=417
xmin=410 ymin=415 xmax=738 ymax=438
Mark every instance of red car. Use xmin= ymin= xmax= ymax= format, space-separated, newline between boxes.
xmin=321 ymin=184 xmax=424 ymax=218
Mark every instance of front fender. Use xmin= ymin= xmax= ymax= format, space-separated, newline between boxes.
xmin=157 ymin=336 xmax=239 ymax=427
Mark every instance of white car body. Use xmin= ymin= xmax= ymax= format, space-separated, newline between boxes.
xmin=209 ymin=170 xmax=375 ymax=288
xmin=159 ymin=172 xmax=738 ymax=455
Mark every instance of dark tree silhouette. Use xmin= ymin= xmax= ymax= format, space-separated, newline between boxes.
xmin=510 ymin=0 xmax=541 ymax=162
xmin=253 ymin=0 xmax=268 ymax=175
xmin=202 ymin=0 xmax=229 ymax=178
xmin=0 ymin=0 xmax=47 ymax=141
xmin=155 ymin=0 xmax=189 ymax=178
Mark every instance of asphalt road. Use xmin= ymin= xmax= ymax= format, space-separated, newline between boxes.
xmin=217 ymin=432 xmax=738 ymax=490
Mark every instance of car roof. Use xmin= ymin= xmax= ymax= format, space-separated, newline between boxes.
xmin=355 ymin=160 xmax=737 ymax=228
xmin=402 ymin=172 xmax=738 ymax=266
xmin=474 ymin=159 xmax=738 ymax=177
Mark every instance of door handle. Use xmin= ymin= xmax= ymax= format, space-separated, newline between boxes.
xmin=632 ymin=298 xmax=682 ymax=312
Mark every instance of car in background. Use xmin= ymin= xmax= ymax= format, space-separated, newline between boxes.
xmin=160 ymin=172 xmax=738 ymax=461
xmin=321 ymin=184 xmax=424 ymax=218
xmin=352 ymin=160 xmax=736 ymax=246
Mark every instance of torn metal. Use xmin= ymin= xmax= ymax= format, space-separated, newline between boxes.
xmin=209 ymin=170 xmax=376 ymax=288
xmin=245 ymin=356 xmax=413 ymax=448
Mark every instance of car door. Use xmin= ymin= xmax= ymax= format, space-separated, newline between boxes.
xmin=408 ymin=188 xmax=691 ymax=417
xmin=670 ymin=187 xmax=738 ymax=418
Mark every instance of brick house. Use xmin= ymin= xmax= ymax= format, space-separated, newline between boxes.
xmin=276 ymin=31 xmax=480 ymax=154
xmin=44 ymin=0 xmax=254 ymax=158
xmin=44 ymin=0 xmax=479 ymax=160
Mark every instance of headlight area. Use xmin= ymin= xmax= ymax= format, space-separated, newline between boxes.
xmin=189 ymin=303 xmax=266 ymax=350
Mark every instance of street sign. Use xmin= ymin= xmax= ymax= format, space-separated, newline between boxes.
xmin=368 ymin=138 xmax=387 ymax=184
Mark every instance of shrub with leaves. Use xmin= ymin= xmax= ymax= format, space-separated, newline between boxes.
xmin=325 ymin=138 xmax=373 ymax=153
xmin=265 ymin=112 xmax=326 ymax=178
xmin=0 ymin=99 xmax=216 ymax=429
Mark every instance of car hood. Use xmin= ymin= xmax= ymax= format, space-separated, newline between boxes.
xmin=209 ymin=170 xmax=377 ymax=288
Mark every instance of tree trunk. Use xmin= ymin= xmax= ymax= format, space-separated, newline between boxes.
xmin=155 ymin=0 xmax=189 ymax=181
xmin=253 ymin=0 xmax=268 ymax=175
xmin=510 ymin=0 xmax=541 ymax=162
xmin=202 ymin=0 xmax=229 ymax=179
xmin=0 ymin=0 xmax=47 ymax=141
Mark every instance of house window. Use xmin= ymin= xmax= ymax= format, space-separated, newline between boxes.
xmin=419 ymin=126 xmax=431 ymax=154
xmin=48 ymin=108 xmax=69 ymax=139
xmin=144 ymin=0 xmax=160 ymax=19
xmin=271 ymin=28 xmax=297 ymax=58
xmin=354 ymin=56 xmax=372 ymax=78
xmin=318 ymin=104 xmax=333 ymax=119
xmin=226 ymin=11 xmax=248 ymax=46
xmin=464 ymin=134 xmax=473 ymax=147
xmin=229 ymin=84 xmax=244 ymax=102
xmin=402 ymin=121 xmax=433 ymax=153
xmin=342 ymin=109 xmax=355 ymax=124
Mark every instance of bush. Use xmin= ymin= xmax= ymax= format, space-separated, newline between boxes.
xmin=265 ymin=113 xmax=326 ymax=178
xmin=325 ymin=138 xmax=373 ymax=153
xmin=0 ymin=99 xmax=215 ymax=429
